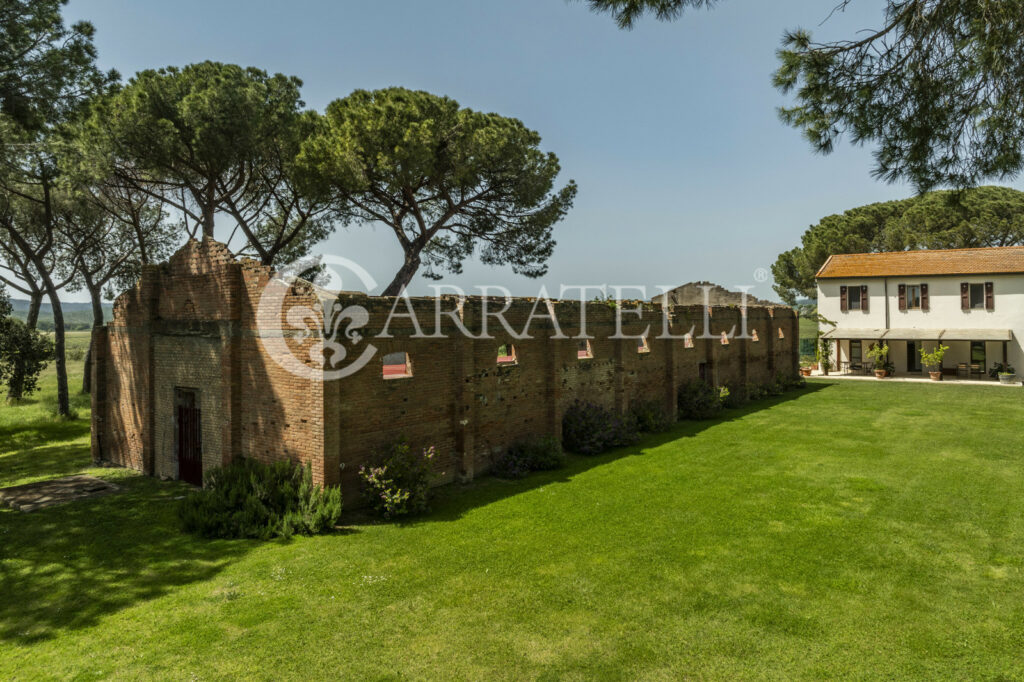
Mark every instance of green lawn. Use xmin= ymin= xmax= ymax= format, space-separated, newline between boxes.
xmin=799 ymin=314 xmax=817 ymax=340
xmin=2 ymin=365 xmax=1024 ymax=679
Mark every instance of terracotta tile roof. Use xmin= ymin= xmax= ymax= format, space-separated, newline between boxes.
xmin=816 ymin=246 xmax=1024 ymax=279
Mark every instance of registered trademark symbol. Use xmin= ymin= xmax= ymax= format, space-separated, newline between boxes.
xmin=753 ymin=267 xmax=769 ymax=283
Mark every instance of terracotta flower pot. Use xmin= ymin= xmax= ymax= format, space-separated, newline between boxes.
xmin=928 ymin=371 xmax=942 ymax=381
xmin=800 ymin=367 xmax=812 ymax=377
xmin=874 ymin=369 xmax=887 ymax=379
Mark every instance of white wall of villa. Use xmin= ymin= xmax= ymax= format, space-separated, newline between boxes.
xmin=817 ymin=273 xmax=1023 ymax=375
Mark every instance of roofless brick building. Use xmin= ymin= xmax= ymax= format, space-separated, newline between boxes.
xmin=90 ymin=239 xmax=799 ymax=498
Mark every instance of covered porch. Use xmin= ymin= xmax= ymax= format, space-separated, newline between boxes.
xmin=821 ymin=328 xmax=1013 ymax=380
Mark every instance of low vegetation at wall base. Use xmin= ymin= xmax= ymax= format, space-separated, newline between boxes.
xmin=492 ymin=436 xmax=565 ymax=480
xmin=359 ymin=441 xmax=436 ymax=519
xmin=677 ymin=381 xmax=725 ymax=420
xmin=628 ymin=399 xmax=674 ymax=433
xmin=561 ymin=400 xmax=640 ymax=455
xmin=178 ymin=459 xmax=342 ymax=539
xmin=679 ymin=373 xmax=807 ymax=419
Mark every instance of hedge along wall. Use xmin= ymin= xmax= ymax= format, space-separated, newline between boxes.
xmin=92 ymin=239 xmax=799 ymax=499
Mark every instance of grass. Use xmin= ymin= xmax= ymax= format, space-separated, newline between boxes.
xmin=2 ymin=368 xmax=1024 ymax=679
xmin=799 ymin=314 xmax=817 ymax=340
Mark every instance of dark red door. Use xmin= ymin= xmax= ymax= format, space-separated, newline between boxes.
xmin=176 ymin=403 xmax=203 ymax=485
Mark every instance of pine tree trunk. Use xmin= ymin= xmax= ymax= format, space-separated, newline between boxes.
xmin=82 ymin=283 xmax=104 ymax=394
xmin=25 ymin=291 xmax=42 ymax=329
xmin=381 ymin=254 xmax=422 ymax=297
xmin=40 ymin=277 xmax=69 ymax=416
xmin=202 ymin=185 xmax=216 ymax=240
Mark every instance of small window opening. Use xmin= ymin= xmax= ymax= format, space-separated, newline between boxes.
xmin=751 ymin=329 xmax=760 ymax=342
xmin=905 ymin=284 xmax=922 ymax=310
xmin=382 ymin=351 xmax=412 ymax=379
xmin=969 ymin=283 xmax=985 ymax=309
xmin=637 ymin=336 xmax=650 ymax=353
xmin=720 ymin=331 xmax=730 ymax=345
xmin=497 ymin=343 xmax=517 ymax=365
xmin=684 ymin=333 xmax=694 ymax=349
xmin=577 ymin=339 xmax=593 ymax=359
xmin=847 ymin=287 xmax=862 ymax=310
xmin=778 ymin=328 xmax=785 ymax=339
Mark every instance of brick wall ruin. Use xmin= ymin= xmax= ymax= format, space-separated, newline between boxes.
xmin=91 ymin=239 xmax=799 ymax=499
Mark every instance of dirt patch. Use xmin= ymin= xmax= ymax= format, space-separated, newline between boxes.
xmin=0 ymin=475 xmax=120 ymax=512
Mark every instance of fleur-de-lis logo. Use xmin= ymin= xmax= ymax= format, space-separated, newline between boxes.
xmin=257 ymin=255 xmax=379 ymax=381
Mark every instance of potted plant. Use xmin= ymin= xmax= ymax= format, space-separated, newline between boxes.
xmin=800 ymin=366 xmax=812 ymax=377
xmin=990 ymin=362 xmax=1018 ymax=384
xmin=865 ymin=343 xmax=890 ymax=378
xmin=918 ymin=344 xmax=949 ymax=381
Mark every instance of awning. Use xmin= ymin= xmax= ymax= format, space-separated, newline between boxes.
xmin=883 ymin=328 xmax=939 ymax=341
xmin=822 ymin=328 xmax=1012 ymax=342
xmin=939 ymin=329 xmax=1012 ymax=342
xmin=821 ymin=328 xmax=886 ymax=340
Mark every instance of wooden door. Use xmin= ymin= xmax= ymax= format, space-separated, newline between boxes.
xmin=175 ymin=390 xmax=202 ymax=485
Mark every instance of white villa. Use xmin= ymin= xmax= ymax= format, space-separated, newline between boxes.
xmin=816 ymin=246 xmax=1024 ymax=378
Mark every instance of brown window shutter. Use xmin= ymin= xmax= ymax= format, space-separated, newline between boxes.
xmin=960 ymin=282 xmax=969 ymax=310
xmin=860 ymin=285 xmax=869 ymax=313
xmin=840 ymin=285 xmax=848 ymax=312
xmin=921 ymin=283 xmax=929 ymax=311
xmin=898 ymin=284 xmax=906 ymax=311
xmin=985 ymin=281 xmax=994 ymax=310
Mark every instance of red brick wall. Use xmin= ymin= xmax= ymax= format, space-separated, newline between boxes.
xmin=91 ymin=239 xmax=326 ymax=485
xmin=92 ymin=240 xmax=800 ymax=501
xmin=324 ymin=295 xmax=799 ymax=500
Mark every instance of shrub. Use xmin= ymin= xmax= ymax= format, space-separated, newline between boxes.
xmin=359 ymin=440 xmax=435 ymax=519
xmin=0 ymin=317 xmax=52 ymax=401
xmin=516 ymin=435 xmax=565 ymax=470
xmin=562 ymin=400 xmax=639 ymax=455
xmin=491 ymin=448 xmax=530 ymax=480
xmin=745 ymin=382 xmax=769 ymax=401
xmin=493 ymin=436 xmax=565 ymax=479
xmin=773 ymin=371 xmax=806 ymax=392
xmin=677 ymin=380 xmax=723 ymax=420
xmin=719 ymin=384 xmax=746 ymax=409
xmin=628 ymin=399 xmax=673 ymax=433
xmin=178 ymin=458 xmax=342 ymax=539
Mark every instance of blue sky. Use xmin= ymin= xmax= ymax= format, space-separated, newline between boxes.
xmin=63 ymin=0 xmax=1024 ymax=302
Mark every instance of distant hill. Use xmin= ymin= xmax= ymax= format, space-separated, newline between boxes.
xmin=9 ymin=299 xmax=114 ymax=331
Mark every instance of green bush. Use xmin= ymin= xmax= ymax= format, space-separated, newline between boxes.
xmin=178 ymin=458 xmax=342 ymax=539
xmin=493 ymin=436 xmax=565 ymax=479
xmin=0 ymin=317 xmax=52 ymax=400
xmin=773 ymin=371 xmax=806 ymax=392
xmin=745 ymin=382 xmax=769 ymax=401
xmin=719 ymin=384 xmax=747 ymax=409
xmin=628 ymin=399 xmax=673 ymax=432
xmin=359 ymin=440 xmax=436 ymax=519
xmin=562 ymin=400 xmax=640 ymax=455
xmin=677 ymin=380 xmax=723 ymax=420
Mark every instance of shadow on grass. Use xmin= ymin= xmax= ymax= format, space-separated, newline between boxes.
xmin=0 ymin=474 xmax=252 ymax=644
xmin=355 ymin=383 xmax=834 ymax=528
xmin=0 ymin=442 xmax=93 ymax=488
xmin=0 ymin=416 xmax=90 ymax=453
